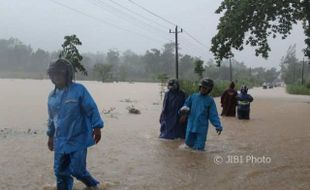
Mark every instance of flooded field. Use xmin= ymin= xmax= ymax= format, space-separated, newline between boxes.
xmin=0 ymin=79 xmax=309 ymax=190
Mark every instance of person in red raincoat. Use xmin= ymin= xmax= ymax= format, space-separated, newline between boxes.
xmin=220 ymin=82 xmax=237 ymax=117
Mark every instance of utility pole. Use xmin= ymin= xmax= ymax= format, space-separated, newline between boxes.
xmin=301 ymin=58 xmax=305 ymax=85
xmin=229 ymin=56 xmax=232 ymax=81
xmin=169 ymin=26 xmax=183 ymax=79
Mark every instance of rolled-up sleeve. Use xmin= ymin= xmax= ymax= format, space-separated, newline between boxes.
xmin=209 ymin=99 xmax=223 ymax=130
xmin=47 ymin=103 xmax=55 ymax=137
xmin=80 ymin=86 xmax=104 ymax=129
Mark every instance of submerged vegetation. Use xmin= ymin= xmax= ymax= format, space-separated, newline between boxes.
xmin=286 ymin=84 xmax=310 ymax=95
xmin=2 ymin=37 xmax=309 ymax=97
xmin=0 ymin=37 xmax=281 ymax=85
xmin=180 ymin=80 xmax=249 ymax=98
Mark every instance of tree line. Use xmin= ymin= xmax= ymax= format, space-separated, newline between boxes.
xmin=0 ymin=37 xmax=283 ymax=86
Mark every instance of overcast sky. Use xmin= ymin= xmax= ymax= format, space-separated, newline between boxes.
xmin=0 ymin=0 xmax=307 ymax=69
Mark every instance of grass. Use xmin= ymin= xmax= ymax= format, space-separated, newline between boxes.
xmin=179 ymin=79 xmax=258 ymax=97
xmin=180 ymin=80 xmax=231 ymax=97
xmin=286 ymin=84 xmax=310 ymax=95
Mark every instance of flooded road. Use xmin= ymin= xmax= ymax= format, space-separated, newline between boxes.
xmin=0 ymin=79 xmax=309 ymax=190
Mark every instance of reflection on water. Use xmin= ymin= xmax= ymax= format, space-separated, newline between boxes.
xmin=0 ymin=79 xmax=309 ymax=190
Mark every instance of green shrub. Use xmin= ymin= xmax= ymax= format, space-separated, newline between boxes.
xmin=286 ymin=84 xmax=310 ymax=95
xmin=179 ymin=79 xmax=260 ymax=98
xmin=179 ymin=80 xmax=230 ymax=97
xmin=179 ymin=80 xmax=199 ymax=96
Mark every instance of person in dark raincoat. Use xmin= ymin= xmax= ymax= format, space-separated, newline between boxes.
xmin=159 ymin=79 xmax=187 ymax=139
xmin=221 ymin=81 xmax=238 ymax=117
xmin=46 ymin=59 xmax=104 ymax=190
xmin=179 ymin=78 xmax=223 ymax=151
xmin=236 ymin=85 xmax=254 ymax=120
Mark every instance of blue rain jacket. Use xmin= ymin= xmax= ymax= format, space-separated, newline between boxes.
xmin=47 ymin=82 xmax=104 ymax=154
xmin=236 ymin=92 xmax=253 ymax=111
xmin=159 ymin=90 xmax=186 ymax=139
xmin=183 ymin=93 xmax=222 ymax=134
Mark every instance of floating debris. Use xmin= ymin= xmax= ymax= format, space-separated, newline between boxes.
xmin=0 ymin=128 xmax=41 ymax=138
xmin=26 ymin=128 xmax=38 ymax=135
xmin=120 ymin=98 xmax=137 ymax=103
xmin=102 ymin=107 xmax=116 ymax=114
xmin=101 ymin=107 xmax=119 ymax=119
xmin=127 ymin=105 xmax=141 ymax=114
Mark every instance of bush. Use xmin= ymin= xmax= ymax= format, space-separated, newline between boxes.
xmin=179 ymin=79 xmax=260 ymax=98
xmin=179 ymin=80 xmax=199 ymax=96
xmin=211 ymin=80 xmax=230 ymax=97
xmin=286 ymin=84 xmax=310 ymax=95
xmin=179 ymin=80 xmax=230 ymax=97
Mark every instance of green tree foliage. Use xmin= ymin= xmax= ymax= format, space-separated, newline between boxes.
xmin=264 ymin=68 xmax=280 ymax=83
xmin=161 ymin=43 xmax=175 ymax=75
xmin=106 ymin=49 xmax=120 ymax=65
xmin=122 ymin=50 xmax=145 ymax=80
xmin=194 ymin=59 xmax=205 ymax=79
xmin=143 ymin=48 xmax=162 ymax=77
xmin=0 ymin=37 xmax=284 ymax=84
xmin=281 ymin=44 xmax=303 ymax=84
xmin=211 ymin=0 xmax=310 ymax=65
xmin=0 ymin=38 xmax=50 ymax=78
xmin=59 ymin=34 xmax=86 ymax=75
xmin=156 ymin=73 xmax=169 ymax=100
xmin=142 ymin=43 xmax=175 ymax=79
xmin=93 ymin=63 xmax=113 ymax=82
xmin=32 ymin=48 xmax=50 ymax=72
xmin=106 ymin=49 xmax=120 ymax=80
xmin=179 ymin=55 xmax=195 ymax=80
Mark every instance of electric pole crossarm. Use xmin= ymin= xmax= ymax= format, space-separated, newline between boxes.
xmin=169 ymin=25 xmax=183 ymax=79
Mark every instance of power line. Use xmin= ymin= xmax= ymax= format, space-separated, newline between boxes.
xmin=48 ymin=0 xmax=212 ymax=60
xmin=181 ymin=34 xmax=212 ymax=56
xmin=183 ymin=30 xmax=210 ymax=51
xmin=107 ymin=0 xmax=170 ymax=31
xmin=126 ymin=0 xmax=211 ymax=54
xmin=169 ymin=26 xmax=183 ymax=79
xmin=46 ymin=0 xmax=168 ymax=44
xmin=90 ymin=0 xmax=171 ymax=41
xmin=180 ymin=39 xmax=211 ymax=59
xmin=127 ymin=0 xmax=176 ymax=27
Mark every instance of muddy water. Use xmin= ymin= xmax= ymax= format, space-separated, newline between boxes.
xmin=0 ymin=79 xmax=309 ymax=190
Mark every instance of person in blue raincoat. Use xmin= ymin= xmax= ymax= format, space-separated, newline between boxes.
xmin=159 ymin=79 xmax=186 ymax=139
xmin=236 ymin=85 xmax=253 ymax=120
xmin=46 ymin=59 xmax=104 ymax=190
xmin=179 ymin=78 xmax=223 ymax=151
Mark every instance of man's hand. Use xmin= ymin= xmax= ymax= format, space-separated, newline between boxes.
xmin=47 ymin=137 xmax=54 ymax=151
xmin=179 ymin=115 xmax=187 ymax=124
xmin=93 ymin=128 xmax=101 ymax=144
xmin=216 ymin=128 xmax=222 ymax=135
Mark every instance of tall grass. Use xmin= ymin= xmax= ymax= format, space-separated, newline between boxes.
xmin=286 ymin=84 xmax=310 ymax=95
xmin=179 ymin=80 xmax=257 ymax=97
xmin=179 ymin=80 xmax=230 ymax=97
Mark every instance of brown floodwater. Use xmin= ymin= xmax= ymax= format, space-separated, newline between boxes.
xmin=0 ymin=79 xmax=309 ymax=190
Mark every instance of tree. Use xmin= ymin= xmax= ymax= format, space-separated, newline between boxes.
xmin=194 ymin=59 xmax=205 ymax=80
xmin=179 ymin=54 xmax=195 ymax=80
xmin=156 ymin=73 xmax=169 ymax=100
xmin=280 ymin=44 xmax=301 ymax=84
xmin=93 ymin=63 xmax=113 ymax=82
xmin=263 ymin=68 xmax=280 ymax=83
xmin=161 ymin=43 xmax=175 ymax=76
xmin=59 ymin=34 xmax=86 ymax=75
xmin=122 ymin=50 xmax=145 ymax=80
xmin=211 ymin=0 xmax=310 ymax=65
xmin=106 ymin=49 xmax=120 ymax=65
xmin=32 ymin=48 xmax=50 ymax=72
xmin=143 ymin=48 xmax=161 ymax=76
